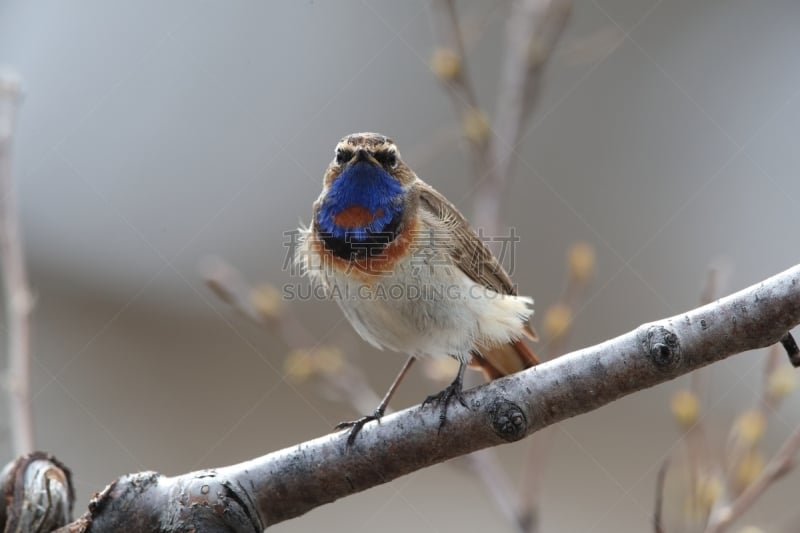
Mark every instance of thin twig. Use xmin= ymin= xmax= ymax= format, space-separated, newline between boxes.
xmin=519 ymin=425 xmax=556 ymax=533
xmin=491 ymin=0 xmax=571 ymax=181
xmin=202 ymin=255 xmax=315 ymax=347
xmin=540 ymin=247 xmax=591 ymax=360
xmin=705 ymin=425 xmax=800 ymax=533
xmin=717 ymin=343 xmax=791 ymax=509
xmin=429 ymin=0 xmax=496 ymax=192
xmin=685 ymin=267 xmax=724 ymax=524
xmin=519 ymin=243 xmax=593 ymax=532
xmin=452 ymin=450 xmax=524 ymax=530
xmin=654 ymin=459 xmax=669 ymax=533
xmin=705 ymin=342 xmax=794 ymax=530
xmin=0 ymin=70 xmax=34 ymax=456
xmin=475 ymin=0 xmax=571 ymax=234
xmin=202 ymin=256 xmax=380 ymax=413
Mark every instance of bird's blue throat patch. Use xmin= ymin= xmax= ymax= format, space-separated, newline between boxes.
xmin=317 ymin=162 xmax=404 ymax=242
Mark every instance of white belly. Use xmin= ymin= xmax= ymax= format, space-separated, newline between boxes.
xmin=298 ymin=228 xmax=533 ymax=362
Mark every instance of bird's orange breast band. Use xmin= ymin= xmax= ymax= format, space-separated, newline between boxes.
xmin=315 ymin=217 xmax=418 ymax=278
xmin=332 ymin=206 xmax=385 ymax=228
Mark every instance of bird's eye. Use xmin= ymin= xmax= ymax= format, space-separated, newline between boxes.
xmin=374 ymin=150 xmax=398 ymax=169
xmin=335 ymin=149 xmax=353 ymax=165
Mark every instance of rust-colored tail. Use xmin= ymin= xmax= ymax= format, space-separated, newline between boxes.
xmin=470 ymin=340 xmax=540 ymax=380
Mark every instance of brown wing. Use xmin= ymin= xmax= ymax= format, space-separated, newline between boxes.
xmin=413 ymin=180 xmax=538 ymax=342
xmin=414 ymin=181 xmax=516 ymax=295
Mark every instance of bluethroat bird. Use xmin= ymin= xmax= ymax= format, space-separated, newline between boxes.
xmin=297 ymin=132 xmax=539 ymax=445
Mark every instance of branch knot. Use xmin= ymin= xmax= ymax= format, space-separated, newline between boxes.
xmin=488 ymin=399 xmax=527 ymax=442
xmin=643 ymin=325 xmax=682 ymax=370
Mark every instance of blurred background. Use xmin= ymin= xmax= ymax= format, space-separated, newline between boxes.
xmin=0 ymin=0 xmax=799 ymax=531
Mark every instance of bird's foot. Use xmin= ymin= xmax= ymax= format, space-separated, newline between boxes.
xmin=335 ymin=409 xmax=384 ymax=447
xmin=423 ymin=374 xmax=469 ymax=431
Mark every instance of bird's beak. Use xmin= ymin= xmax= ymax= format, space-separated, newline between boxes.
xmin=354 ymin=148 xmax=377 ymax=165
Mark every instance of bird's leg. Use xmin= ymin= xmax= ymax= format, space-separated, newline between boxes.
xmin=423 ymin=359 xmax=469 ymax=430
xmin=335 ymin=355 xmax=416 ymax=447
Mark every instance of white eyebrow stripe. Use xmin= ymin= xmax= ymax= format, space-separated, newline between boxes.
xmin=335 ymin=143 xmax=398 ymax=155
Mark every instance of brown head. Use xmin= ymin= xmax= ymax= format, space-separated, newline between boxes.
xmin=323 ymin=132 xmax=417 ymax=188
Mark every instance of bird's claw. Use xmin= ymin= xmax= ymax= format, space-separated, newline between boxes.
xmin=423 ymin=379 xmax=469 ymax=431
xmin=335 ymin=410 xmax=383 ymax=447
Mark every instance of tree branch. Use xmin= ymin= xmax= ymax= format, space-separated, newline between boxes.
xmin=0 ymin=70 xmax=35 ymax=456
xmin=52 ymin=264 xmax=800 ymax=531
xmin=1 ymin=451 xmax=73 ymax=532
